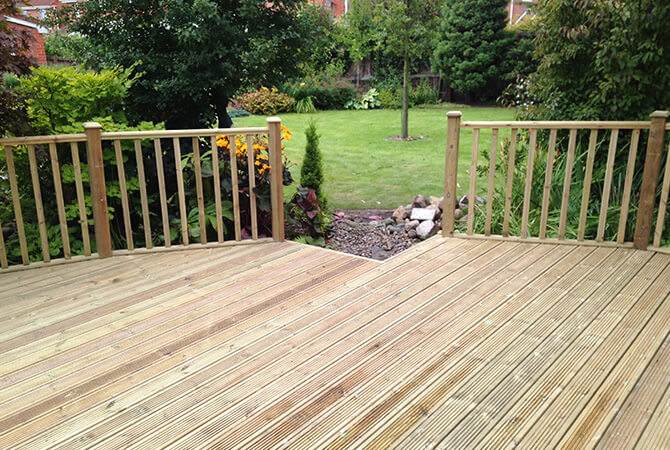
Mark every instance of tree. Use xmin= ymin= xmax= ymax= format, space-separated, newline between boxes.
xmin=55 ymin=0 xmax=313 ymax=129
xmin=337 ymin=0 xmax=376 ymax=88
xmin=373 ymin=0 xmax=440 ymax=139
xmin=432 ymin=0 xmax=513 ymax=102
xmin=523 ymin=0 xmax=670 ymax=121
xmin=0 ymin=0 xmax=34 ymax=136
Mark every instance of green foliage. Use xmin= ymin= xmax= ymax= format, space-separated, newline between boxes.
xmin=433 ymin=0 xmax=513 ymax=101
xmin=53 ymin=0 xmax=313 ymax=129
xmin=295 ymin=96 xmax=317 ymax=114
xmin=237 ymin=87 xmax=296 ymax=116
xmin=345 ymin=88 xmax=381 ymax=110
xmin=44 ymin=31 xmax=96 ymax=63
xmin=378 ymin=89 xmax=400 ymax=109
xmin=300 ymin=120 xmax=325 ymax=206
xmin=18 ymin=66 xmax=136 ymax=133
xmin=281 ymin=74 xmax=355 ymax=110
xmin=336 ymin=0 xmax=377 ymax=86
xmin=409 ymin=79 xmax=439 ymax=106
xmin=522 ymin=0 xmax=670 ymax=121
xmin=296 ymin=4 xmax=344 ymax=77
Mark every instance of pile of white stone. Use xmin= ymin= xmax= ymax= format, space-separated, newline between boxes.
xmin=392 ymin=194 xmax=481 ymax=239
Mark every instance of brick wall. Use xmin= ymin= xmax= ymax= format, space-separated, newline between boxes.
xmin=6 ymin=19 xmax=47 ymax=66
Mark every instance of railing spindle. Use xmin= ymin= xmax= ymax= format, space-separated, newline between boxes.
xmin=48 ymin=142 xmax=71 ymax=259
xmin=4 ymin=146 xmax=29 ymax=264
xmin=520 ymin=129 xmax=537 ymax=239
xmin=558 ymin=129 xmax=577 ymax=239
xmin=0 ymin=219 xmax=7 ymax=269
xmin=153 ymin=138 xmax=171 ymax=247
xmin=172 ymin=137 xmax=189 ymax=246
xmin=597 ymin=129 xmax=619 ymax=242
xmin=539 ymin=129 xmax=558 ymax=240
xmin=113 ymin=140 xmax=134 ymax=250
xmin=133 ymin=140 xmax=152 ymax=249
xmin=229 ymin=135 xmax=242 ymax=241
xmin=653 ymin=138 xmax=670 ymax=247
xmin=246 ymin=134 xmax=259 ymax=240
xmin=70 ymin=142 xmax=91 ymax=256
xmin=578 ymin=130 xmax=598 ymax=241
xmin=617 ymin=129 xmax=640 ymax=244
xmin=210 ymin=136 xmax=224 ymax=243
xmin=502 ymin=129 xmax=517 ymax=238
xmin=484 ymin=129 xmax=498 ymax=236
xmin=467 ymin=129 xmax=480 ymax=235
xmin=27 ymin=144 xmax=50 ymax=262
xmin=192 ymin=137 xmax=206 ymax=244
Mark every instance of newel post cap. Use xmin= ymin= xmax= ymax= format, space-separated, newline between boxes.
xmin=447 ymin=111 xmax=463 ymax=118
xmin=83 ymin=122 xmax=103 ymax=129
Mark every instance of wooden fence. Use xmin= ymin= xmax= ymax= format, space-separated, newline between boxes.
xmin=0 ymin=118 xmax=285 ymax=272
xmin=442 ymin=111 xmax=670 ymax=252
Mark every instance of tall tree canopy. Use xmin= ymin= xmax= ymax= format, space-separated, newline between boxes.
xmin=56 ymin=0 xmax=312 ymax=129
xmin=373 ymin=0 xmax=440 ymax=139
xmin=432 ymin=0 xmax=512 ymax=102
xmin=525 ymin=0 xmax=670 ymax=120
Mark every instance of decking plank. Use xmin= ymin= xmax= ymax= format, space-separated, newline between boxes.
xmin=0 ymin=237 xmax=666 ymax=449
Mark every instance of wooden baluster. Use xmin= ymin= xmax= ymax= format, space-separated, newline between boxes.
xmin=173 ymin=137 xmax=189 ymax=246
xmin=442 ymin=111 xmax=461 ymax=237
xmin=634 ymin=111 xmax=669 ymax=249
xmin=113 ymin=140 xmax=134 ymax=250
xmin=578 ymin=130 xmax=598 ymax=241
xmin=192 ymin=137 xmax=206 ymax=244
xmin=70 ymin=142 xmax=91 ymax=256
xmin=558 ymin=129 xmax=577 ymax=240
xmin=502 ymin=129 xmax=518 ymax=238
xmin=467 ymin=129 xmax=480 ymax=235
xmin=520 ymin=129 xmax=537 ymax=239
xmin=267 ymin=118 xmax=285 ymax=242
xmin=84 ymin=122 xmax=112 ymax=257
xmin=229 ymin=135 xmax=242 ymax=241
xmin=27 ymin=144 xmax=50 ymax=262
xmin=597 ymin=129 xmax=619 ymax=242
xmin=484 ymin=129 xmax=498 ymax=236
xmin=48 ymin=142 xmax=71 ymax=259
xmin=153 ymin=138 xmax=171 ymax=247
xmin=210 ymin=136 xmax=224 ymax=243
xmin=4 ymin=146 xmax=29 ymax=264
xmin=616 ymin=129 xmax=640 ymax=244
xmin=134 ymin=139 xmax=152 ymax=249
xmin=246 ymin=134 xmax=259 ymax=240
xmin=0 ymin=218 xmax=7 ymax=269
xmin=539 ymin=129 xmax=558 ymax=240
xmin=653 ymin=138 xmax=670 ymax=247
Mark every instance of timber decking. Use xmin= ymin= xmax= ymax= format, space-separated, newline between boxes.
xmin=0 ymin=238 xmax=668 ymax=449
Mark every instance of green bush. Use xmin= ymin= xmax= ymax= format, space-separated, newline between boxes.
xmin=345 ymin=88 xmax=381 ymax=110
xmin=409 ymin=79 xmax=439 ymax=106
xmin=295 ymin=96 xmax=317 ymax=114
xmin=300 ymin=120 xmax=326 ymax=205
xmin=281 ymin=75 xmax=355 ymax=110
xmin=18 ymin=65 xmax=137 ymax=133
xmin=236 ymin=87 xmax=295 ymax=116
xmin=378 ymin=89 xmax=400 ymax=109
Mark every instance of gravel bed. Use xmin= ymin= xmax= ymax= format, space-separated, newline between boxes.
xmin=328 ymin=209 xmax=417 ymax=260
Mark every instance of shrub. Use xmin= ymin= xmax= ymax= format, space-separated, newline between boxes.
xmin=300 ymin=120 xmax=326 ymax=205
xmin=378 ymin=89 xmax=400 ymax=109
xmin=345 ymin=88 xmax=381 ymax=110
xmin=281 ymin=75 xmax=355 ymax=110
xmin=236 ymin=87 xmax=295 ymax=115
xmin=409 ymin=79 xmax=439 ymax=106
xmin=295 ymin=96 xmax=317 ymax=114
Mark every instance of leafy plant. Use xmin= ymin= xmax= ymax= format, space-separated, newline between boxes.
xmin=300 ymin=120 xmax=326 ymax=207
xmin=281 ymin=75 xmax=355 ymax=110
xmin=236 ymin=87 xmax=295 ymax=116
xmin=295 ymin=96 xmax=317 ymax=114
xmin=286 ymin=186 xmax=329 ymax=239
xmin=345 ymin=88 xmax=381 ymax=110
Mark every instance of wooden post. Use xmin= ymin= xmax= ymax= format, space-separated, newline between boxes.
xmin=633 ymin=111 xmax=669 ymax=249
xmin=442 ymin=111 xmax=462 ymax=237
xmin=267 ymin=117 xmax=285 ymax=242
xmin=84 ymin=122 xmax=112 ymax=257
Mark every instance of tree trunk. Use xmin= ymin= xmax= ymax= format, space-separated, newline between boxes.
xmin=401 ymin=54 xmax=410 ymax=139
xmin=213 ymin=89 xmax=233 ymax=128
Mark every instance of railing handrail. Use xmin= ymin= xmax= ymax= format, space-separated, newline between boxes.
xmin=444 ymin=111 xmax=670 ymax=251
xmin=460 ymin=120 xmax=652 ymax=129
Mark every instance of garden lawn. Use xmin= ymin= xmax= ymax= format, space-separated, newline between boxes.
xmin=234 ymin=105 xmax=515 ymax=210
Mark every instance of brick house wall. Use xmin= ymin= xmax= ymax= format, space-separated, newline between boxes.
xmin=311 ymin=0 xmax=346 ymax=17
xmin=4 ymin=16 xmax=47 ymax=66
xmin=506 ymin=0 xmax=537 ymax=25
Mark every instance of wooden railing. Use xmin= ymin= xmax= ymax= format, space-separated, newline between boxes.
xmin=442 ymin=111 xmax=670 ymax=252
xmin=0 ymin=118 xmax=285 ymax=272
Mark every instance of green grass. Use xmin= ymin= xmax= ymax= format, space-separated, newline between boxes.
xmin=234 ymin=105 xmax=516 ymax=210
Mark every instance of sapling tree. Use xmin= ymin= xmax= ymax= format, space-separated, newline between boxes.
xmin=300 ymin=120 xmax=326 ymax=207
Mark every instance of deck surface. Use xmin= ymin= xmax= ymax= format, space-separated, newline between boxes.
xmin=0 ymin=238 xmax=669 ymax=449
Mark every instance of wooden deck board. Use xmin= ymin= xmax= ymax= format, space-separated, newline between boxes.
xmin=0 ymin=238 xmax=668 ymax=449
